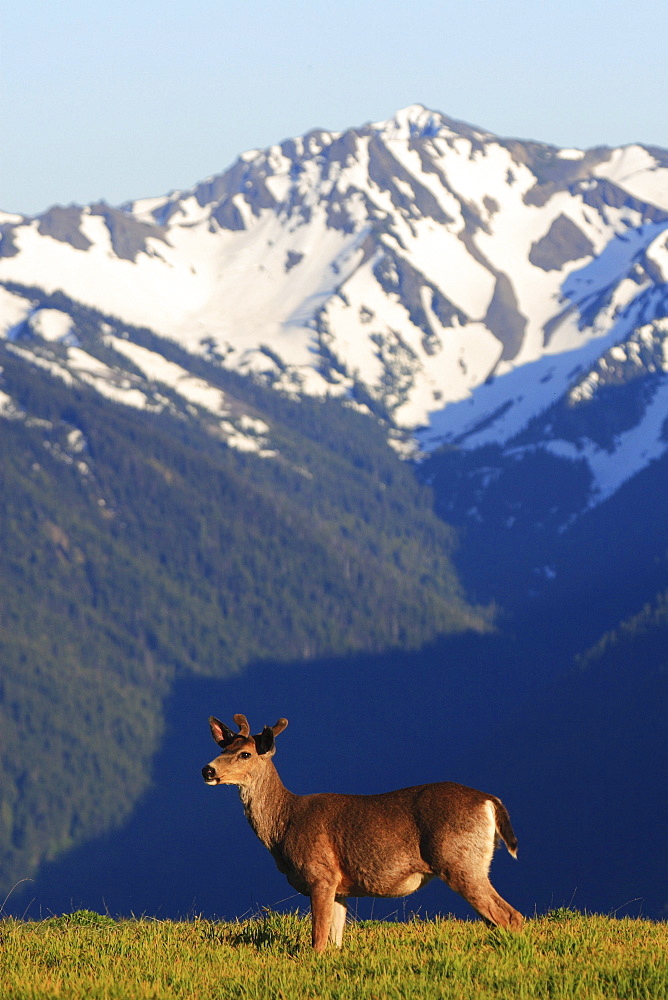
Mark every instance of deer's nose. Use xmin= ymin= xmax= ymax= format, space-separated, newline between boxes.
xmin=202 ymin=765 xmax=216 ymax=782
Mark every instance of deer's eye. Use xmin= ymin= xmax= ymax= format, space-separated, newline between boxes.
xmin=239 ymin=752 xmax=252 ymax=760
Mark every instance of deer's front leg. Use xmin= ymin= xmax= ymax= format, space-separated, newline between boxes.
xmin=309 ymin=884 xmax=337 ymax=952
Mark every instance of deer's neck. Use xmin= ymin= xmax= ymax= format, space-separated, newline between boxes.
xmin=239 ymin=761 xmax=296 ymax=848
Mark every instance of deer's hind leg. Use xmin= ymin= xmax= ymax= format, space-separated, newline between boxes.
xmin=446 ymin=872 xmax=523 ymax=931
xmin=431 ymin=802 xmax=523 ymax=931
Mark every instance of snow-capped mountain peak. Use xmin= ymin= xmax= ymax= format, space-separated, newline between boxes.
xmin=2 ymin=105 xmax=668 ymax=509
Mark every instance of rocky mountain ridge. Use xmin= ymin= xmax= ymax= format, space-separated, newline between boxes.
xmin=1 ymin=106 xmax=667 ymax=472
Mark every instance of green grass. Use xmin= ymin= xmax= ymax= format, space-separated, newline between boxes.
xmin=0 ymin=909 xmax=666 ymax=1000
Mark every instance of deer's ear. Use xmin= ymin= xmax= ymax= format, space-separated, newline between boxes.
xmin=254 ymin=726 xmax=276 ymax=756
xmin=209 ymin=716 xmax=236 ymax=747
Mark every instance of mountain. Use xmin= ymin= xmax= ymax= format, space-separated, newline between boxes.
xmin=2 ymin=105 xmax=668 ymax=495
xmin=3 ymin=103 xmax=668 ymax=595
xmin=0 ymin=106 xmax=666 ymax=920
xmin=0 ymin=105 xmax=668 ymax=457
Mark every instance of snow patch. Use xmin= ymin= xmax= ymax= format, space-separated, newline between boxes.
xmin=556 ymin=149 xmax=585 ymax=161
xmin=595 ymin=146 xmax=668 ymax=211
xmin=107 ymin=337 xmax=228 ymax=416
xmin=547 ymin=373 xmax=668 ymax=506
xmin=29 ymin=308 xmax=77 ymax=344
xmin=0 ymin=388 xmax=18 ymax=416
xmin=0 ymin=287 xmax=33 ymax=337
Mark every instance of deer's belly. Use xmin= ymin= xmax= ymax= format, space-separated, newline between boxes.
xmin=273 ymin=842 xmax=435 ymax=899
xmin=342 ymin=871 xmax=435 ymax=898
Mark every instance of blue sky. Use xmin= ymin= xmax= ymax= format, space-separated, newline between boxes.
xmin=3 ymin=0 xmax=668 ymax=216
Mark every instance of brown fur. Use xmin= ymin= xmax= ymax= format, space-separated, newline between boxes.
xmin=202 ymin=714 xmax=523 ymax=951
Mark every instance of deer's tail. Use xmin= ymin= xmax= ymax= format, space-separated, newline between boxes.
xmin=492 ymin=798 xmax=518 ymax=858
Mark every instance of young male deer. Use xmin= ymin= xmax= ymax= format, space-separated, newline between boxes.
xmin=202 ymin=714 xmax=523 ymax=951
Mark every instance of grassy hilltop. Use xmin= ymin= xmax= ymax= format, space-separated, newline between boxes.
xmin=1 ymin=910 xmax=666 ymax=1000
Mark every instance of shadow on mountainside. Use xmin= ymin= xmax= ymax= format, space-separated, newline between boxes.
xmin=8 ymin=624 xmax=666 ymax=922
xmin=9 ymin=632 xmax=537 ymax=922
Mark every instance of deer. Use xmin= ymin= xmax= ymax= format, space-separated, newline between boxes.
xmin=201 ymin=714 xmax=523 ymax=951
